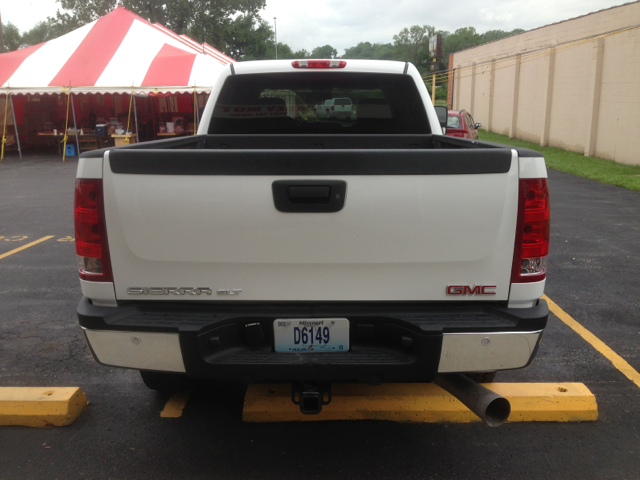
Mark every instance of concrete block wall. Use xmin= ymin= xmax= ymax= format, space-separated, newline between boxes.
xmin=449 ymin=1 xmax=640 ymax=165
xmin=595 ymin=29 xmax=640 ymax=163
xmin=473 ymin=62 xmax=492 ymax=129
xmin=547 ymin=43 xmax=592 ymax=152
xmin=490 ymin=58 xmax=515 ymax=136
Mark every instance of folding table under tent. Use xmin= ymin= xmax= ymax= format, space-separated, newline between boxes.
xmin=0 ymin=6 xmax=234 ymax=161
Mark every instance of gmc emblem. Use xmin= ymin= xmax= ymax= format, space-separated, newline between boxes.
xmin=447 ymin=285 xmax=496 ymax=295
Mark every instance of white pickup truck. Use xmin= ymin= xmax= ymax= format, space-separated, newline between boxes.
xmin=75 ymin=59 xmax=549 ymax=423
xmin=314 ymin=97 xmax=353 ymax=119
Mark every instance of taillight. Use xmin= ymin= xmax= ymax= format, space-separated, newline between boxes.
xmin=331 ymin=106 xmax=335 ymax=111
xmin=511 ymin=178 xmax=550 ymax=283
xmin=74 ymin=178 xmax=113 ymax=282
xmin=292 ymin=60 xmax=346 ymax=68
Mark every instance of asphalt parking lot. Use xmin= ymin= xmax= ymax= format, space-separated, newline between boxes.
xmin=1 ymin=151 xmax=639 ymax=479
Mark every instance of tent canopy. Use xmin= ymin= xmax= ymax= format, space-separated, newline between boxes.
xmin=0 ymin=7 xmax=234 ymax=95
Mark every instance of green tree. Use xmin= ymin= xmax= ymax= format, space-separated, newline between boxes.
xmin=21 ymin=20 xmax=60 ymax=47
xmin=393 ymin=24 xmax=435 ymax=66
xmin=272 ymin=42 xmax=294 ymax=59
xmin=342 ymin=42 xmax=395 ymax=60
xmin=310 ymin=44 xmax=337 ymax=59
xmin=46 ymin=0 xmax=267 ymax=59
xmin=426 ymin=80 xmax=448 ymax=101
xmin=442 ymin=26 xmax=482 ymax=56
xmin=222 ymin=14 xmax=273 ymax=60
xmin=293 ymin=48 xmax=310 ymax=58
xmin=440 ymin=27 xmax=524 ymax=69
xmin=44 ymin=11 xmax=85 ymax=39
xmin=2 ymin=22 xmax=22 ymax=52
xmin=54 ymin=0 xmax=265 ymax=36
xmin=153 ymin=0 xmax=266 ymax=49
xmin=481 ymin=28 xmax=524 ymax=43
xmin=56 ymin=0 xmax=118 ymax=25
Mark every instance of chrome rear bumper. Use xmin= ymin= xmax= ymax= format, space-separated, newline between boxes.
xmin=82 ymin=328 xmax=543 ymax=376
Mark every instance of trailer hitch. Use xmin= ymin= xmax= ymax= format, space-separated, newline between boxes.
xmin=292 ymin=381 xmax=332 ymax=414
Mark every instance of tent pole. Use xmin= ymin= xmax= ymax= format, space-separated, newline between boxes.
xmin=133 ymin=94 xmax=139 ymax=144
xmin=9 ymin=94 xmax=21 ymax=159
xmin=71 ymin=93 xmax=80 ymax=155
xmin=194 ymin=90 xmax=200 ymax=131
xmin=1 ymin=89 xmax=8 ymax=162
xmin=150 ymin=96 xmax=157 ymax=140
xmin=62 ymin=88 xmax=71 ymax=163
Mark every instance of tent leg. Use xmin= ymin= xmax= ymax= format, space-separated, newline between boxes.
xmin=71 ymin=94 xmax=80 ymax=155
xmin=150 ymin=97 xmax=157 ymax=140
xmin=133 ymin=95 xmax=139 ymax=144
xmin=9 ymin=94 xmax=22 ymax=160
xmin=195 ymin=93 xmax=200 ymax=132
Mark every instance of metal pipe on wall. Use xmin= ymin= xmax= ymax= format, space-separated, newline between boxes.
xmin=450 ymin=67 xmax=456 ymax=111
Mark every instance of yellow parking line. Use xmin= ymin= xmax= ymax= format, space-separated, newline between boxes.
xmin=160 ymin=391 xmax=191 ymax=418
xmin=0 ymin=235 xmax=55 ymax=260
xmin=543 ymin=294 xmax=640 ymax=389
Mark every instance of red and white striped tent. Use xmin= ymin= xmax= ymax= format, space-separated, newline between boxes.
xmin=0 ymin=6 xmax=235 ymax=95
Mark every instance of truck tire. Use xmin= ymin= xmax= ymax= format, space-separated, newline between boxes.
xmin=464 ymin=371 xmax=497 ymax=383
xmin=140 ymin=370 xmax=190 ymax=393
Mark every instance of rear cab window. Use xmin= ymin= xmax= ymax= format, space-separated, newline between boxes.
xmin=209 ymin=72 xmax=430 ymax=134
xmin=447 ymin=114 xmax=463 ymax=129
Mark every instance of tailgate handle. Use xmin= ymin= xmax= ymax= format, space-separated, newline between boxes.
xmin=273 ymin=180 xmax=346 ymax=213
xmin=288 ymin=186 xmax=330 ymax=204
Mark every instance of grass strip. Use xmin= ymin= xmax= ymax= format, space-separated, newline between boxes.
xmin=478 ymin=130 xmax=640 ymax=193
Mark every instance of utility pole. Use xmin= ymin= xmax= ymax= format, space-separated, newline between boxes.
xmin=273 ymin=17 xmax=277 ymax=60
xmin=431 ymin=57 xmax=437 ymax=104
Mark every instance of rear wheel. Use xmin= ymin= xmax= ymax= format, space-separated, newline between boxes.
xmin=465 ymin=371 xmax=497 ymax=383
xmin=140 ymin=370 xmax=190 ymax=393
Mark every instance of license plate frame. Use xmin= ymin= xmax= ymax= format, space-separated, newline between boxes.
xmin=273 ymin=318 xmax=350 ymax=353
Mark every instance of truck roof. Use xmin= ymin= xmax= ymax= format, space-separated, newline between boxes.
xmin=232 ymin=59 xmax=408 ymax=76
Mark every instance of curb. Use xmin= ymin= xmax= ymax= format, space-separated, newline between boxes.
xmin=243 ymin=382 xmax=597 ymax=423
xmin=0 ymin=387 xmax=88 ymax=427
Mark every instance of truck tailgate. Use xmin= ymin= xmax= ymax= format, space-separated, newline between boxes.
xmin=102 ymin=148 xmax=518 ymax=302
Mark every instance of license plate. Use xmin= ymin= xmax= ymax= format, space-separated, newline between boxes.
xmin=273 ymin=318 xmax=349 ymax=353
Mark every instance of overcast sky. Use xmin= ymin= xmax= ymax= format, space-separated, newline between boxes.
xmin=0 ymin=0 xmax=632 ymax=55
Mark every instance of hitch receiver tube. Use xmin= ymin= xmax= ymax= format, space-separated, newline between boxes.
xmin=292 ymin=382 xmax=332 ymax=415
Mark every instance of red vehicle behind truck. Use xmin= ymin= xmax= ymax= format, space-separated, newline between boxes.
xmin=446 ymin=109 xmax=481 ymax=139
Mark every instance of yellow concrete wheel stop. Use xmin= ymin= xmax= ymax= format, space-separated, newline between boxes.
xmin=0 ymin=387 xmax=88 ymax=427
xmin=243 ymin=383 xmax=597 ymax=423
